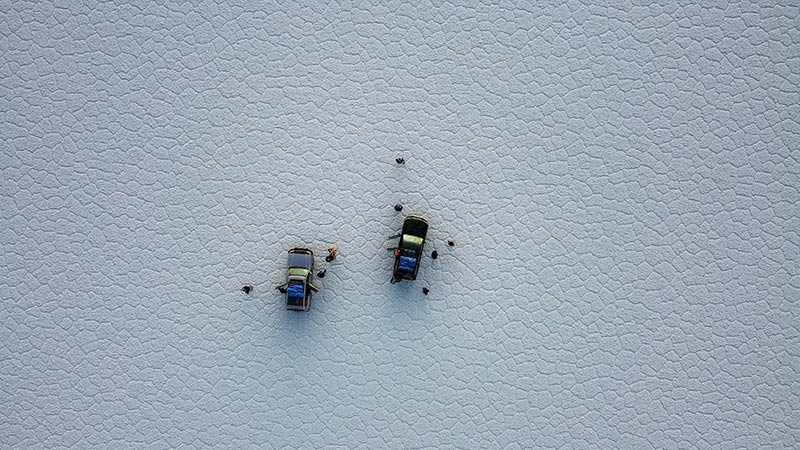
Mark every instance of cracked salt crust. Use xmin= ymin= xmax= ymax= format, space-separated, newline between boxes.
xmin=1 ymin=1 xmax=798 ymax=449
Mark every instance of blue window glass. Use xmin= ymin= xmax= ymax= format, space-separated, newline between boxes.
xmin=398 ymin=256 xmax=417 ymax=272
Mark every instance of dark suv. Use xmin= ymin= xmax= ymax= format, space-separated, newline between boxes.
xmin=391 ymin=215 xmax=428 ymax=283
xmin=280 ymin=248 xmax=319 ymax=311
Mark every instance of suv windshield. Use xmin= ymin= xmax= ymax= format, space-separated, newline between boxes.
xmin=403 ymin=235 xmax=424 ymax=247
xmin=288 ymin=268 xmax=309 ymax=278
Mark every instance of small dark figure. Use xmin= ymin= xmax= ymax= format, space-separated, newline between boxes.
xmin=431 ymin=250 xmax=438 ymax=259
xmin=447 ymin=239 xmax=455 ymax=247
xmin=325 ymin=246 xmax=338 ymax=262
xmin=394 ymin=204 xmax=403 ymax=212
xmin=317 ymin=269 xmax=327 ymax=278
xmin=241 ymin=284 xmax=254 ymax=294
xmin=395 ymin=157 xmax=405 ymax=164
xmin=277 ymin=286 xmax=287 ymax=293
xmin=422 ymin=287 xmax=429 ymax=295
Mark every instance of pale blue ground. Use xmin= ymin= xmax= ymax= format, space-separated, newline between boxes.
xmin=1 ymin=1 xmax=798 ymax=449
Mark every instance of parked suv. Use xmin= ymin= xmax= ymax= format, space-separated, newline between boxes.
xmin=279 ymin=248 xmax=319 ymax=311
xmin=391 ymin=215 xmax=428 ymax=283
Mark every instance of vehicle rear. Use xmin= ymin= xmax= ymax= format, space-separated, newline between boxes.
xmin=285 ymin=276 xmax=308 ymax=311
